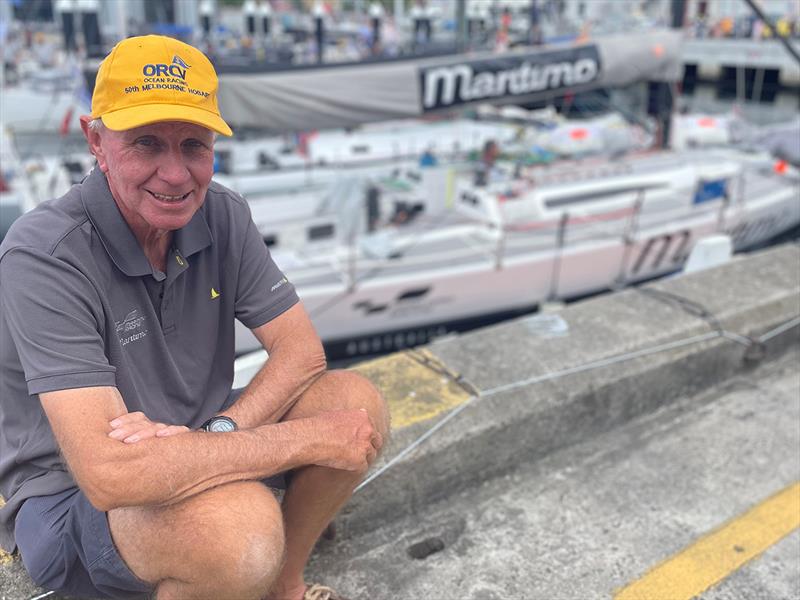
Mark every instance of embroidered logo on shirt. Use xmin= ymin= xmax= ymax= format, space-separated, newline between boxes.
xmin=270 ymin=277 xmax=288 ymax=292
xmin=211 ymin=287 xmax=220 ymax=299
xmin=115 ymin=309 xmax=148 ymax=347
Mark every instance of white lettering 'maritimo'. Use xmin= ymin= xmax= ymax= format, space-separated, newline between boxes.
xmin=423 ymin=58 xmax=600 ymax=109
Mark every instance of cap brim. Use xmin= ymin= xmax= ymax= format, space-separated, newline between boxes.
xmin=100 ymin=103 xmax=233 ymax=136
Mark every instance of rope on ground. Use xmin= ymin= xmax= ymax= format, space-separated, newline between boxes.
xmin=356 ymin=314 xmax=800 ymax=493
xmin=636 ymin=286 xmax=759 ymax=348
xmin=759 ymin=316 xmax=800 ymax=343
xmin=636 ymin=287 xmax=726 ymax=334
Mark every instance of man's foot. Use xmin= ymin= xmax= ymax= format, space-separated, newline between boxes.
xmin=268 ymin=582 xmax=348 ymax=600
xmin=303 ymin=583 xmax=349 ymax=600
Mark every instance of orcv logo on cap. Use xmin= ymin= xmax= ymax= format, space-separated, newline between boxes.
xmin=142 ymin=55 xmax=191 ymax=79
xmin=91 ymin=35 xmax=233 ymax=136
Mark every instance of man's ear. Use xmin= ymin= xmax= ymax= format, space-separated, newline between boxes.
xmin=79 ymin=115 xmax=108 ymax=172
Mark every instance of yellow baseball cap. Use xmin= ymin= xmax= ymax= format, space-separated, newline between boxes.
xmin=91 ymin=35 xmax=233 ymax=136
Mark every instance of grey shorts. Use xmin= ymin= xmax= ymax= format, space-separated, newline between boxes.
xmin=14 ymin=487 xmax=152 ymax=599
xmin=15 ymin=473 xmax=288 ymax=600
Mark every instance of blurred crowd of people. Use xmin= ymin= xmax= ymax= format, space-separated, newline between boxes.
xmin=687 ymin=13 xmax=800 ymax=40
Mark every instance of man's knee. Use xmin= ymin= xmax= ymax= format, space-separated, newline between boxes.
xmin=201 ymin=488 xmax=285 ymax=593
xmin=110 ymin=482 xmax=285 ymax=595
xmin=328 ymin=370 xmax=390 ymax=438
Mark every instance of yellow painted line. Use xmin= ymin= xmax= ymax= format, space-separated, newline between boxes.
xmin=351 ymin=349 xmax=474 ymax=429
xmin=615 ymin=481 xmax=800 ymax=600
xmin=0 ymin=549 xmax=12 ymax=566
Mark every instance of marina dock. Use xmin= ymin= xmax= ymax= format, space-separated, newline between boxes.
xmin=2 ymin=242 xmax=797 ymax=600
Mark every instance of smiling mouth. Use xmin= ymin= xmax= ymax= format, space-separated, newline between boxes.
xmin=147 ymin=190 xmax=191 ymax=203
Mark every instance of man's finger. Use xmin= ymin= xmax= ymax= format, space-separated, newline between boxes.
xmin=107 ymin=423 xmax=154 ymax=439
xmin=156 ymin=425 xmax=191 ymax=437
xmin=123 ymin=424 xmax=171 ymax=443
xmin=109 ymin=411 xmax=152 ymax=428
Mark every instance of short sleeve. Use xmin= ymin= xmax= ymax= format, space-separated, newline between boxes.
xmin=0 ymin=247 xmax=116 ymax=394
xmin=234 ymin=207 xmax=299 ymax=330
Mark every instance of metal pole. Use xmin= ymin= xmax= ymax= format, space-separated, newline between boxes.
xmin=243 ymin=0 xmax=257 ymax=36
xmin=670 ymin=0 xmax=687 ymax=29
xmin=348 ymin=238 xmax=357 ymax=292
xmin=456 ymin=0 xmax=467 ymax=52
xmin=737 ymin=169 xmax=746 ymax=207
xmin=548 ymin=212 xmax=569 ymax=302
xmin=616 ymin=193 xmax=644 ymax=288
xmin=752 ymin=67 xmax=765 ymax=104
xmin=369 ymin=2 xmax=383 ymax=55
xmin=654 ymin=0 xmax=686 ymax=149
xmin=716 ymin=184 xmax=730 ymax=232
xmin=314 ymin=2 xmax=325 ymax=64
xmin=736 ymin=65 xmax=745 ymax=103
xmin=495 ymin=226 xmax=506 ymax=271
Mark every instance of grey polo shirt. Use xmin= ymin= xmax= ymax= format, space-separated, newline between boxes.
xmin=0 ymin=167 xmax=298 ymax=551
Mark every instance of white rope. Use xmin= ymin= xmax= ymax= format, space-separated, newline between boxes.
xmin=479 ymin=331 xmax=721 ymax=399
xmin=758 ymin=316 xmax=800 ymax=343
xmin=719 ymin=330 xmax=755 ymax=347
xmin=356 ymin=316 xmax=800 ymax=493
xmin=356 ymin=399 xmax=476 ymax=492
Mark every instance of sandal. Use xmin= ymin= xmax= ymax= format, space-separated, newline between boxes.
xmin=303 ymin=583 xmax=349 ymax=600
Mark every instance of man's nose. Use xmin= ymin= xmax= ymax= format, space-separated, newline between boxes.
xmin=157 ymin=150 xmax=192 ymax=186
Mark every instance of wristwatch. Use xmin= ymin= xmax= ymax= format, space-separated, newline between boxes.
xmin=200 ymin=415 xmax=238 ymax=433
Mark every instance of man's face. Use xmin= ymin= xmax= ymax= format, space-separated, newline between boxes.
xmin=90 ymin=121 xmax=215 ymax=235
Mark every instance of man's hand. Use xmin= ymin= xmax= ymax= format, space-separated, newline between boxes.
xmin=108 ymin=412 xmax=190 ymax=444
xmin=311 ymin=409 xmax=383 ymax=473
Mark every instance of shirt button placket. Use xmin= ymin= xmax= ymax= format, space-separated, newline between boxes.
xmin=162 ymin=250 xmax=185 ymax=333
xmin=162 ymin=286 xmax=175 ymax=332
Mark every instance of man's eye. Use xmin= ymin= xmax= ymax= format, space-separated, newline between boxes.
xmin=135 ymin=138 xmax=156 ymax=147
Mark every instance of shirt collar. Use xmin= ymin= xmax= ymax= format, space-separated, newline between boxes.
xmin=81 ymin=168 xmax=213 ymax=277
xmin=173 ymin=204 xmax=213 ymax=259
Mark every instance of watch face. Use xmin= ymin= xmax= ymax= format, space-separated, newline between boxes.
xmin=207 ymin=417 xmax=237 ymax=433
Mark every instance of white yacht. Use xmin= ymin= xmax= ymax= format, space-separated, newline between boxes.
xmin=235 ymin=145 xmax=800 ymax=358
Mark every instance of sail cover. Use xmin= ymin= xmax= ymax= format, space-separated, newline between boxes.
xmin=217 ymin=30 xmax=683 ymax=133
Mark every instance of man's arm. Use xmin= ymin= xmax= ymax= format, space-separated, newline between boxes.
xmin=221 ymin=302 xmax=327 ymax=429
xmin=40 ymin=385 xmax=378 ymax=512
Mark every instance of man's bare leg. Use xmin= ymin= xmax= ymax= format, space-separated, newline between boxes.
xmin=108 ymin=481 xmax=285 ymax=600
xmin=268 ymin=370 xmax=390 ymax=600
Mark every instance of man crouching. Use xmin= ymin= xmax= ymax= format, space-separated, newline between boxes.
xmin=0 ymin=35 xmax=388 ymax=600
